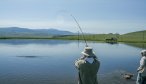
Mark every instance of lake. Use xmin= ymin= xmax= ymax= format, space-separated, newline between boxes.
xmin=0 ymin=39 xmax=144 ymax=84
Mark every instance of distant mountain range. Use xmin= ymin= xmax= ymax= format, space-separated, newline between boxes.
xmin=0 ymin=27 xmax=74 ymax=37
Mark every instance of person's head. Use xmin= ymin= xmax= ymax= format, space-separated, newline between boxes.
xmin=81 ymin=47 xmax=96 ymax=58
xmin=141 ymin=50 xmax=146 ymax=57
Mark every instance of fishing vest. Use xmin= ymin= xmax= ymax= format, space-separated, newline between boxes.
xmin=76 ymin=58 xmax=100 ymax=84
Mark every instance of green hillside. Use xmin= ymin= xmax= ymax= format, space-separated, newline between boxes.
xmin=119 ymin=30 xmax=146 ymax=42
xmin=0 ymin=28 xmax=146 ymax=43
xmin=53 ymin=33 xmax=119 ymax=42
xmin=55 ymin=30 xmax=146 ymax=43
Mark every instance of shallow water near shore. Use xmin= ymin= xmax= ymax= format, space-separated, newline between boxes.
xmin=0 ymin=39 xmax=143 ymax=84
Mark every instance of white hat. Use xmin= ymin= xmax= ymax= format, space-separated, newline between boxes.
xmin=141 ymin=50 xmax=146 ymax=56
xmin=81 ymin=47 xmax=95 ymax=57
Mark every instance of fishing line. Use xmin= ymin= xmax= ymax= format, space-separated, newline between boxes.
xmin=71 ymin=15 xmax=88 ymax=47
xmin=78 ymin=31 xmax=80 ymax=48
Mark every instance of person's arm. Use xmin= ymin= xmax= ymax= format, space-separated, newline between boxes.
xmin=75 ymin=60 xmax=80 ymax=69
xmin=137 ymin=57 xmax=145 ymax=72
xmin=75 ymin=59 xmax=84 ymax=70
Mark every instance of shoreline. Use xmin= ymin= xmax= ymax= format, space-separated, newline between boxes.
xmin=0 ymin=70 xmax=137 ymax=84
xmin=0 ymin=37 xmax=146 ymax=43
xmin=98 ymin=70 xmax=136 ymax=84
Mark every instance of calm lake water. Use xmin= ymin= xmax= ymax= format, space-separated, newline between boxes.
xmin=0 ymin=39 xmax=143 ymax=84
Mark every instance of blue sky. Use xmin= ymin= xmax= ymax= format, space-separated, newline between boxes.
xmin=0 ymin=0 xmax=146 ymax=34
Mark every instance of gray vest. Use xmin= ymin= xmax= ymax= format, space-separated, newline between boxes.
xmin=77 ymin=59 xmax=100 ymax=84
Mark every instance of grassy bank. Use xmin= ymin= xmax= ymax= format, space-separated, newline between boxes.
xmin=0 ymin=34 xmax=146 ymax=43
xmin=53 ymin=33 xmax=146 ymax=43
xmin=0 ymin=30 xmax=146 ymax=43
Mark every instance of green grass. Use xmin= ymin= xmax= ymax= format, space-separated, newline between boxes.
xmin=53 ymin=34 xmax=118 ymax=42
xmin=0 ymin=30 xmax=146 ymax=43
xmin=118 ymin=30 xmax=146 ymax=43
xmin=54 ymin=30 xmax=146 ymax=43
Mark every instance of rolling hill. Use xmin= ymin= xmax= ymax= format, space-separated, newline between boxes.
xmin=120 ymin=30 xmax=146 ymax=42
xmin=122 ymin=30 xmax=146 ymax=36
xmin=0 ymin=27 xmax=74 ymax=38
xmin=0 ymin=27 xmax=145 ymax=43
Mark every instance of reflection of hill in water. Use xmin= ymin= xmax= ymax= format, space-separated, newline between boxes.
xmin=124 ymin=43 xmax=146 ymax=49
xmin=16 ymin=56 xmax=40 ymax=58
xmin=16 ymin=56 xmax=46 ymax=59
xmin=0 ymin=39 xmax=74 ymax=45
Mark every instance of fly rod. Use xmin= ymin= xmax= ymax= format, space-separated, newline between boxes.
xmin=78 ymin=31 xmax=80 ymax=48
xmin=71 ymin=15 xmax=88 ymax=47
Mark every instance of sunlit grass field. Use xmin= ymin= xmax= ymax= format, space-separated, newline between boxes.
xmin=54 ymin=30 xmax=146 ymax=43
xmin=0 ymin=30 xmax=146 ymax=43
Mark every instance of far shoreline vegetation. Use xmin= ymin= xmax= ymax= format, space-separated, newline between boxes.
xmin=0 ymin=32 xmax=146 ymax=43
xmin=0 ymin=27 xmax=145 ymax=43
xmin=53 ymin=31 xmax=146 ymax=43
xmin=0 ymin=30 xmax=146 ymax=50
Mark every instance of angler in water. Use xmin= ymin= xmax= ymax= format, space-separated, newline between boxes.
xmin=75 ymin=46 xmax=100 ymax=84
xmin=137 ymin=50 xmax=146 ymax=84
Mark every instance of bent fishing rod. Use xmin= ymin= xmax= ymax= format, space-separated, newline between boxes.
xmin=71 ymin=15 xmax=88 ymax=47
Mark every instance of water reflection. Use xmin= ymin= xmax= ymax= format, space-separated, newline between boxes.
xmin=16 ymin=56 xmax=42 ymax=58
xmin=0 ymin=39 xmax=73 ymax=45
xmin=0 ymin=39 xmax=143 ymax=84
xmin=123 ymin=43 xmax=146 ymax=49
